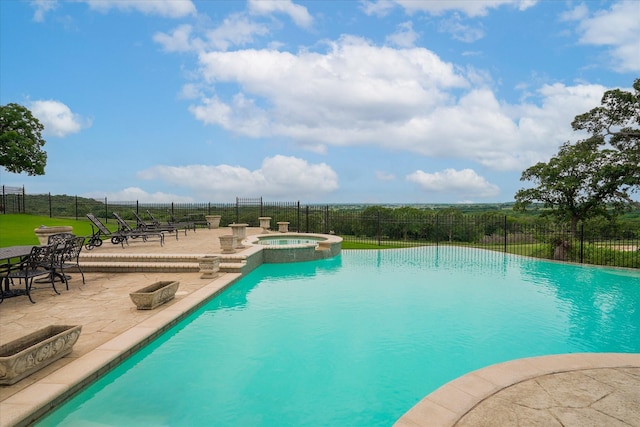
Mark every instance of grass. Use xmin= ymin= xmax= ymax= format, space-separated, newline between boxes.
xmin=0 ymin=214 xmax=116 ymax=247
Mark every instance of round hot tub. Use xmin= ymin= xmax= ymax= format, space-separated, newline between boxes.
xmin=247 ymin=233 xmax=342 ymax=263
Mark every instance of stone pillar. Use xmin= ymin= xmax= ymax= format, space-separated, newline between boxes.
xmin=198 ymin=255 xmax=220 ymax=279
xmin=219 ymin=235 xmax=237 ymax=254
xmin=229 ymin=223 xmax=248 ymax=248
xmin=259 ymin=217 xmax=272 ymax=233
xmin=277 ymin=222 xmax=290 ymax=233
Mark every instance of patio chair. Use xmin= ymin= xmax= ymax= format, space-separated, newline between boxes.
xmin=131 ymin=210 xmax=184 ymax=238
xmin=112 ymin=212 xmax=165 ymax=246
xmin=150 ymin=209 xmax=195 ymax=232
xmin=47 ymin=232 xmax=76 ymax=247
xmin=85 ymin=213 xmax=129 ymax=250
xmin=3 ymin=244 xmax=58 ymax=303
xmin=54 ymin=236 xmax=86 ymax=288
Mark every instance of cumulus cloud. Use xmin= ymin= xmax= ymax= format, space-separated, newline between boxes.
xmin=82 ymin=0 xmax=196 ymax=18
xmin=386 ymin=21 xmax=419 ymax=47
xmin=362 ymin=0 xmax=537 ymax=17
xmin=407 ymin=168 xmax=500 ymax=199
xmin=248 ymin=0 xmax=313 ymax=28
xmin=30 ymin=0 xmax=59 ymax=22
xmin=29 ymin=100 xmax=91 ymax=137
xmin=568 ymin=1 xmax=640 ymax=72
xmin=186 ymin=36 xmax=607 ymax=171
xmin=137 ymin=155 xmax=339 ymax=200
xmin=83 ymin=187 xmax=193 ymax=203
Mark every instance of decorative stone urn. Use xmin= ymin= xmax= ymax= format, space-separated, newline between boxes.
xmin=129 ymin=281 xmax=180 ymax=310
xmin=34 ymin=225 xmax=73 ymax=245
xmin=277 ymin=222 xmax=290 ymax=233
xmin=259 ymin=217 xmax=272 ymax=233
xmin=205 ymin=215 xmax=221 ymax=229
xmin=0 ymin=325 xmax=82 ymax=385
xmin=198 ymin=255 xmax=220 ymax=279
xmin=219 ymin=235 xmax=237 ymax=254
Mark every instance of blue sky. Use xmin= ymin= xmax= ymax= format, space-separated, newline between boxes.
xmin=1 ymin=0 xmax=638 ymax=204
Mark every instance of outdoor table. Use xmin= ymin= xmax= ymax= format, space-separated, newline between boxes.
xmin=0 ymin=245 xmax=35 ymax=299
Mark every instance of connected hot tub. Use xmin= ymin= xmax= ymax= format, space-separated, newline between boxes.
xmin=246 ymin=233 xmax=342 ymax=263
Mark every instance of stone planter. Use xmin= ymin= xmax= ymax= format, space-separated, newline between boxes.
xmin=259 ymin=217 xmax=272 ymax=233
xmin=0 ymin=325 xmax=82 ymax=385
xmin=205 ymin=215 xmax=221 ymax=229
xmin=198 ymin=255 xmax=220 ymax=279
xmin=129 ymin=281 xmax=180 ymax=310
xmin=34 ymin=226 xmax=73 ymax=245
xmin=277 ymin=222 xmax=290 ymax=233
xmin=219 ymin=235 xmax=237 ymax=254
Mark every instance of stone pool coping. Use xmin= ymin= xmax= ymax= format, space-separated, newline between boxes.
xmin=394 ymin=352 xmax=640 ymax=426
xmin=0 ymin=273 xmax=242 ymax=427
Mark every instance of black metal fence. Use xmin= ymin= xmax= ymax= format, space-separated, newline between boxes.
xmin=4 ymin=193 xmax=639 ymax=268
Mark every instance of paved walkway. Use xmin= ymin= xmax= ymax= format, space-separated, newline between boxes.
xmin=1 ymin=227 xmax=639 ymax=426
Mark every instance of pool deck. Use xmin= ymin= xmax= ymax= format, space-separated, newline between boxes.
xmin=1 ymin=227 xmax=639 ymax=426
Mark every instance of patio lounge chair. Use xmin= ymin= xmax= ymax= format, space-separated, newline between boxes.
xmin=86 ymin=213 xmax=130 ymax=249
xmin=112 ymin=212 xmax=165 ymax=246
xmin=131 ymin=210 xmax=185 ymax=238
xmin=147 ymin=209 xmax=195 ymax=233
xmin=167 ymin=210 xmax=208 ymax=229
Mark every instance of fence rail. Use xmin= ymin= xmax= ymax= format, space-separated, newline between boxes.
xmin=3 ymin=194 xmax=639 ymax=268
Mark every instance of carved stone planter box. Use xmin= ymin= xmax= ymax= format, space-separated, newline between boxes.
xmin=205 ymin=215 xmax=221 ymax=229
xmin=0 ymin=325 xmax=82 ymax=385
xmin=129 ymin=281 xmax=180 ymax=310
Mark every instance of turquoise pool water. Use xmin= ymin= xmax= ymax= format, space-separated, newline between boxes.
xmin=37 ymin=247 xmax=640 ymax=426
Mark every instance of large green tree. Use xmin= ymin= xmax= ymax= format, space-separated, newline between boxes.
xmin=515 ymin=79 xmax=640 ymax=234
xmin=0 ymin=103 xmax=47 ymax=175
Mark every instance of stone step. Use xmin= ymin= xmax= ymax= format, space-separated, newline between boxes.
xmin=79 ymin=261 xmax=244 ymax=273
xmin=78 ymin=253 xmax=247 ymax=274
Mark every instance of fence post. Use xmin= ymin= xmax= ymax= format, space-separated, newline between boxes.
xmin=48 ymin=192 xmax=52 ymax=217
xmin=503 ymin=215 xmax=508 ymax=253
xmin=580 ymin=222 xmax=584 ymax=264
xmin=104 ymin=197 xmax=108 ymax=223
xmin=377 ymin=210 xmax=381 ymax=246
xmin=75 ymin=195 xmax=78 ymax=220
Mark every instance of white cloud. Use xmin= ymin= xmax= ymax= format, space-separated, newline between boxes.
xmin=407 ymin=168 xmax=500 ymax=199
xmin=386 ymin=21 xmax=419 ymax=47
xmin=205 ymin=13 xmax=270 ymax=51
xmin=30 ymin=0 xmax=58 ymax=22
xmin=187 ymin=36 xmax=609 ymax=172
xmin=29 ymin=100 xmax=90 ymax=137
xmin=365 ymin=0 xmax=537 ymax=17
xmin=376 ymin=171 xmax=396 ymax=181
xmin=248 ymin=0 xmax=313 ymax=28
xmin=82 ymin=0 xmax=196 ymax=18
xmin=83 ymin=187 xmax=193 ymax=203
xmin=438 ymin=14 xmax=485 ymax=42
xmin=568 ymin=1 xmax=640 ymax=72
xmin=137 ymin=155 xmax=338 ymax=200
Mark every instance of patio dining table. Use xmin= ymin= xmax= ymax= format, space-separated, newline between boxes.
xmin=0 ymin=245 xmax=36 ymax=298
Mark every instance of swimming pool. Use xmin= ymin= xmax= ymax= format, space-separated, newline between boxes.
xmin=36 ymin=247 xmax=640 ymax=426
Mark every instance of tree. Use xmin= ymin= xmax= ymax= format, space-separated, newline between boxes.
xmin=514 ymin=138 xmax=634 ymax=234
xmin=0 ymin=103 xmax=47 ymax=175
xmin=515 ymin=79 xmax=640 ymax=234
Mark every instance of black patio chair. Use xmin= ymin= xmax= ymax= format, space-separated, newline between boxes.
xmin=85 ymin=213 xmax=129 ymax=250
xmin=4 ymin=244 xmax=58 ymax=303
xmin=150 ymin=209 xmax=195 ymax=232
xmin=131 ymin=210 xmax=184 ymax=238
xmin=54 ymin=236 xmax=86 ymax=288
xmin=112 ymin=212 xmax=165 ymax=246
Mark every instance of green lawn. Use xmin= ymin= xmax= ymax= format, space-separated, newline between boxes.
xmin=0 ymin=214 xmax=114 ymax=247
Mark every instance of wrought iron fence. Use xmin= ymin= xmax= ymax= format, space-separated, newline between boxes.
xmin=4 ymin=193 xmax=639 ymax=268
